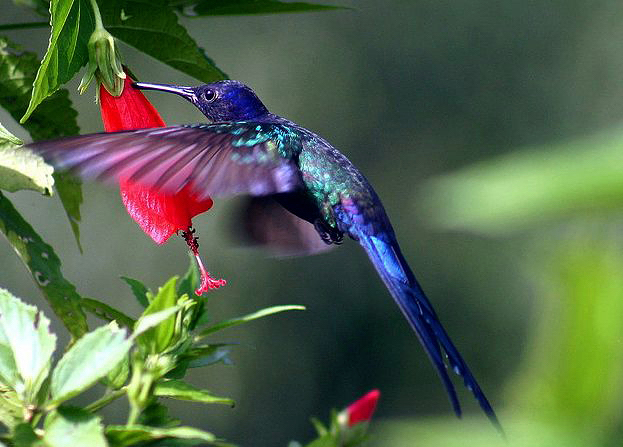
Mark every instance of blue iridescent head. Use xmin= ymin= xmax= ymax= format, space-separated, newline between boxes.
xmin=133 ymin=80 xmax=269 ymax=122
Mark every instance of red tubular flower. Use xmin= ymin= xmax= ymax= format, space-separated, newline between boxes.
xmin=99 ymin=73 xmax=226 ymax=294
xmin=345 ymin=389 xmax=381 ymax=427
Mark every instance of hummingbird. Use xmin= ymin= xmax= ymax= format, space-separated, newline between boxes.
xmin=28 ymin=80 xmax=501 ymax=429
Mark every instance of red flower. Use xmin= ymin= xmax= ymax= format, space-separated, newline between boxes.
xmin=345 ymin=389 xmax=380 ymax=427
xmin=99 ymin=72 xmax=225 ymax=294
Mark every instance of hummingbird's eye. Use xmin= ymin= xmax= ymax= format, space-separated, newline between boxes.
xmin=202 ymin=89 xmax=217 ymax=102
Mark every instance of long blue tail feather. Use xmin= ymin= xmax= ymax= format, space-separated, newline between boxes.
xmin=360 ymin=234 xmax=502 ymax=432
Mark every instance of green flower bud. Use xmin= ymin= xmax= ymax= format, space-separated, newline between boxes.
xmin=78 ymin=27 xmax=126 ymax=97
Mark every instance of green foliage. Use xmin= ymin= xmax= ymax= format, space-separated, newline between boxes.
xmin=121 ymin=277 xmax=150 ymax=308
xmin=0 ymin=192 xmax=88 ymax=340
xmin=100 ymin=0 xmax=227 ymax=83
xmin=0 ymin=265 xmax=306 ymax=445
xmin=0 ymin=36 xmax=83 ymax=249
xmin=0 ymin=124 xmax=54 ymax=195
xmin=136 ymin=277 xmax=180 ymax=353
xmin=154 ymin=379 xmax=234 ymax=406
xmin=196 ymin=304 xmax=306 ymax=340
xmin=21 ymin=0 xmax=94 ymax=123
xmin=0 ymin=288 xmax=55 ymax=405
xmin=43 ymin=407 xmax=107 ymax=447
xmin=50 ymin=323 xmax=132 ymax=405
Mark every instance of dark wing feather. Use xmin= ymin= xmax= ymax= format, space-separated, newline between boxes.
xmin=26 ymin=123 xmax=303 ymax=199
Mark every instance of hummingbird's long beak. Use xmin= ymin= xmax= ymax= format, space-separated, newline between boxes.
xmin=132 ymin=82 xmax=195 ymax=101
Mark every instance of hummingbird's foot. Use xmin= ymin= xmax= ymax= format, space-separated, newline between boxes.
xmin=313 ymin=219 xmax=344 ymax=245
xmin=181 ymin=227 xmax=226 ymax=295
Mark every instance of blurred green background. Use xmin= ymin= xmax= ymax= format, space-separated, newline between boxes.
xmin=3 ymin=1 xmax=623 ymax=445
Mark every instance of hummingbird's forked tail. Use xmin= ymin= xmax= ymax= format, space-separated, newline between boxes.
xmin=359 ymin=234 xmax=502 ymax=432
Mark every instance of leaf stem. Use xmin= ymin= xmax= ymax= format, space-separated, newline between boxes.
xmin=0 ymin=21 xmax=49 ymax=31
xmin=85 ymin=388 xmax=127 ymax=412
xmin=88 ymin=0 xmax=105 ymax=29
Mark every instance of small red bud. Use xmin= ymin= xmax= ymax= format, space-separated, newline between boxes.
xmin=345 ymin=389 xmax=380 ymax=427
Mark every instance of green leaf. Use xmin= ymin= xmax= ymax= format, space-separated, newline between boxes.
xmin=43 ymin=407 xmax=106 ymax=447
xmin=0 ymin=385 xmax=25 ymax=430
xmin=420 ymin=128 xmax=623 ymax=234
xmin=0 ymin=122 xmax=22 ymax=145
xmin=121 ymin=276 xmax=150 ymax=308
xmin=179 ymin=0 xmax=348 ymax=16
xmin=102 ymin=354 xmax=130 ymax=390
xmin=0 ymin=192 xmax=88 ymax=340
xmin=100 ymin=0 xmax=226 ymax=83
xmin=21 ymin=0 xmax=95 ymax=122
xmin=196 ymin=305 xmax=305 ymax=339
xmin=80 ymin=297 xmax=135 ymax=328
xmin=0 ymin=123 xmax=54 ymax=195
xmin=50 ymin=322 xmax=131 ymax=405
xmin=154 ymin=379 xmax=234 ymax=406
xmin=53 ymin=172 xmax=83 ymax=252
xmin=177 ymin=254 xmax=206 ymax=330
xmin=106 ymin=424 xmax=216 ymax=447
xmin=0 ymin=37 xmax=83 ymax=249
xmin=136 ymin=276 xmax=179 ymax=353
xmin=133 ymin=306 xmax=181 ymax=338
xmin=187 ymin=344 xmax=233 ymax=368
xmin=12 ymin=423 xmax=41 ymax=447
xmin=0 ymin=37 xmax=80 ymax=141
xmin=177 ymin=254 xmax=199 ymax=301
xmin=0 ymin=288 xmax=56 ymax=404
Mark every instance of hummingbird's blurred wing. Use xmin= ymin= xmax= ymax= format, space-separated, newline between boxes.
xmin=27 ymin=122 xmax=303 ymax=199
xmin=233 ymin=196 xmax=335 ymax=257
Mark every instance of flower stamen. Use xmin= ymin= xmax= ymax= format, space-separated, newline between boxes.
xmin=181 ymin=227 xmax=226 ymax=295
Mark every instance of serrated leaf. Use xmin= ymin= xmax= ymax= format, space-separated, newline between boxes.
xmin=0 ymin=37 xmax=83 ymax=249
xmin=179 ymin=0 xmax=348 ymax=16
xmin=100 ymin=0 xmax=226 ymax=83
xmin=0 ymin=192 xmax=88 ymax=340
xmin=121 ymin=276 xmax=150 ymax=308
xmin=154 ymin=379 xmax=234 ymax=406
xmin=80 ymin=297 xmax=135 ymax=328
xmin=50 ymin=323 xmax=131 ymax=405
xmin=43 ymin=407 xmax=106 ymax=447
xmin=106 ymin=424 xmax=216 ymax=447
xmin=0 ymin=288 xmax=56 ymax=404
xmin=21 ymin=0 xmax=94 ymax=122
xmin=0 ymin=385 xmax=23 ymax=429
xmin=196 ymin=305 xmax=305 ymax=340
xmin=136 ymin=276 xmax=179 ymax=353
xmin=0 ymin=125 xmax=54 ymax=194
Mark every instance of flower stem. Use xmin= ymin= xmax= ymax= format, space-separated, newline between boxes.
xmin=0 ymin=21 xmax=49 ymax=31
xmin=88 ymin=0 xmax=105 ymax=29
xmin=85 ymin=388 xmax=127 ymax=412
